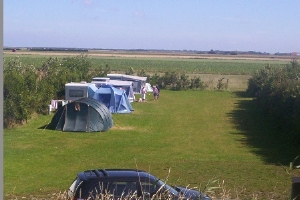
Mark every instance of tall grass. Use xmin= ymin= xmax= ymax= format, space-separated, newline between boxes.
xmin=4 ymin=90 xmax=296 ymax=199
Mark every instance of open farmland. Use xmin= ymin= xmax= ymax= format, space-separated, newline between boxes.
xmin=4 ymin=50 xmax=292 ymax=91
xmin=4 ymin=50 xmax=292 ymax=74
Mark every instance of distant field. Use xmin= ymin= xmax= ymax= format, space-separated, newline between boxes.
xmin=4 ymin=49 xmax=291 ymax=72
xmin=4 ymin=49 xmax=297 ymax=61
xmin=3 ymin=50 xmax=292 ymax=91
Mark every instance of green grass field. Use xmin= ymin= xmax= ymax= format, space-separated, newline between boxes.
xmin=4 ymin=90 xmax=299 ymax=199
xmin=4 ymin=52 xmax=289 ymax=75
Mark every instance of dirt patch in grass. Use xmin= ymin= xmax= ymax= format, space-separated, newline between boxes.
xmin=110 ymin=125 xmax=136 ymax=130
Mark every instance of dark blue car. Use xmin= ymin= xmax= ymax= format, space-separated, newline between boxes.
xmin=67 ymin=169 xmax=211 ymax=200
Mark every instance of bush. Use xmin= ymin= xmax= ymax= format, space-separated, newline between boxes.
xmin=246 ymin=59 xmax=300 ymax=141
xmin=3 ymin=55 xmax=98 ymax=128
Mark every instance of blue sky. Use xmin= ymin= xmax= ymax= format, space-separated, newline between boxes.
xmin=4 ymin=0 xmax=300 ymax=53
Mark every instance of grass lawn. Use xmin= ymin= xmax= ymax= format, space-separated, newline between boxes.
xmin=4 ymin=90 xmax=299 ymax=199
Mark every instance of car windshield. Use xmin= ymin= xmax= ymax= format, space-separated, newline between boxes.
xmin=156 ymin=180 xmax=179 ymax=196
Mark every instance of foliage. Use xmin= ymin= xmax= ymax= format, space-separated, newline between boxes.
xmin=3 ymin=55 xmax=105 ymax=128
xmin=246 ymin=59 xmax=300 ymax=141
xmin=4 ymin=58 xmax=38 ymax=126
xmin=144 ymin=70 xmax=205 ymax=91
xmin=216 ymin=78 xmax=229 ymax=90
xmin=125 ymin=67 xmax=135 ymax=75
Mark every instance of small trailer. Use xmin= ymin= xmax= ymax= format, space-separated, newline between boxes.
xmin=65 ymin=82 xmax=98 ymax=101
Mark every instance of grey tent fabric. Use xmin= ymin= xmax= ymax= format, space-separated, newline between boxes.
xmin=49 ymin=98 xmax=113 ymax=132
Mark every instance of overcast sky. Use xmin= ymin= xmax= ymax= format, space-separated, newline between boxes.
xmin=4 ymin=0 xmax=300 ymax=53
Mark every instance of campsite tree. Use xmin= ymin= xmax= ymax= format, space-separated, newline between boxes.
xmin=40 ymin=57 xmax=67 ymax=99
xmin=36 ymin=78 xmax=56 ymax=114
xmin=22 ymin=65 xmax=39 ymax=117
xmin=38 ymin=55 xmax=93 ymax=110
xmin=162 ymin=71 xmax=179 ymax=89
xmin=175 ymin=73 xmax=190 ymax=90
xmin=137 ymin=69 xmax=147 ymax=77
xmin=61 ymin=54 xmax=91 ymax=81
xmin=125 ymin=67 xmax=135 ymax=75
xmin=190 ymin=77 xmax=206 ymax=89
xmin=216 ymin=78 xmax=229 ymax=90
xmin=4 ymin=55 xmax=96 ymax=127
xmin=101 ymin=64 xmax=111 ymax=77
xmin=4 ymin=58 xmax=38 ymax=127
xmin=105 ymin=64 xmax=111 ymax=74
xmin=137 ymin=69 xmax=151 ymax=84
xmin=4 ymin=62 xmax=25 ymax=126
xmin=40 ymin=55 xmax=93 ymax=99
xmin=149 ymin=73 xmax=162 ymax=88
xmin=91 ymin=64 xmax=111 ymax=79
xmin=246 ymin=59 xmax=300 ymax=141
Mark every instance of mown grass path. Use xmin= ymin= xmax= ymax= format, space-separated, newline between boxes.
xmin=4 ymin=90 xmax=297 ymax=199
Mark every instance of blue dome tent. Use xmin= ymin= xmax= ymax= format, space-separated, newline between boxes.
xmin=93 ymin=85 xmax=133 ymax=114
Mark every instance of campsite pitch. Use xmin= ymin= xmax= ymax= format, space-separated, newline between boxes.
xmin=4 ymin=90 xmax=294 ymax=199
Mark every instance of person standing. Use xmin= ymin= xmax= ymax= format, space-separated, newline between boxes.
xmin=153 ymin=86 xmax=159 ymax=101
xmin=141 ymin=86 xmax=146 ymax=102
xmin=156 ymin=84 xmax=160 ymax=99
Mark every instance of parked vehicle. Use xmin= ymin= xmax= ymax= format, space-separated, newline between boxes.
xmin=67 ymin=169 xmax=211 ymax=200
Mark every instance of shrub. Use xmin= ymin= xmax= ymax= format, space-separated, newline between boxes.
xmin=246 ymin=59 xmax=300 ymax=142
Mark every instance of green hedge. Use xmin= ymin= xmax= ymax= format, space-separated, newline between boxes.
xmin=247 ymin=59 xmax=300 ymax=142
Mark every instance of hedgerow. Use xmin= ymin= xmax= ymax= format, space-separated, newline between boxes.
xmin=246 ymin=59 xmax=300 ymax=142
xmin=3 ymin=55 xmax=107 ymax=128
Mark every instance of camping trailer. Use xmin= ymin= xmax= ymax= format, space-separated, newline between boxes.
xmin=92 ymin=77 xmax=135 ymax=102
xmin=65 ymin=82 xmax=98 ymax=101
xmin=106 ymin=74 xmax=147 ymax=94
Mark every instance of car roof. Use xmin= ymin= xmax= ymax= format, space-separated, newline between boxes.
xmin=77 ymin=169 xmax=157 ymax=181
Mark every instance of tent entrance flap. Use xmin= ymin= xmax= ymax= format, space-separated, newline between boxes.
xmin=63 ymin=103 xmax=89 ymax=132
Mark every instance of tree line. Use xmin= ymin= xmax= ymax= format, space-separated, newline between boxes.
xmin=3 ymin=55 xmax=206 ymax=128
xmin=247 ymin=59 xmax=300 ymax=142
